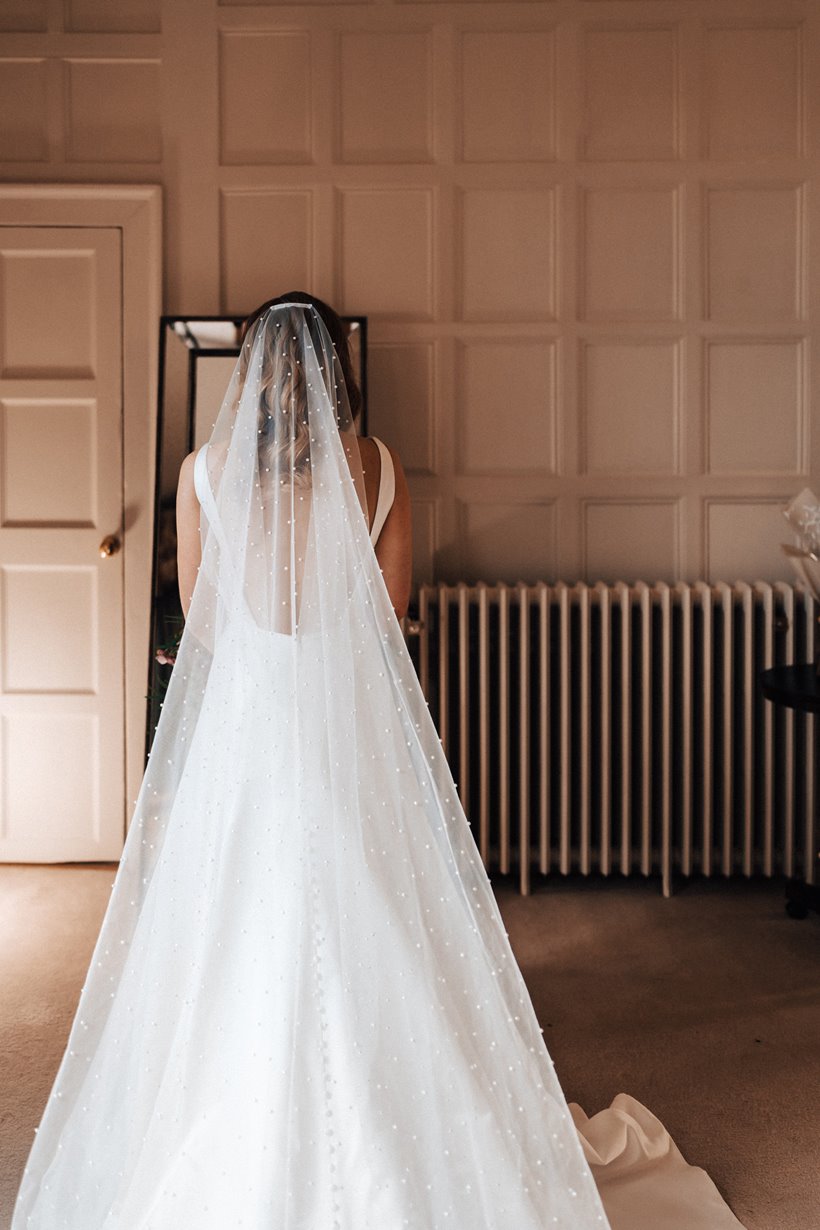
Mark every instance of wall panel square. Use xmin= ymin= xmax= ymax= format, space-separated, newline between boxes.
xmin=221 ymin=190 xmax=313 ymax=313
xmin=219 ymin=0 xmax=361 ymax=5
xmin=458 ymin=500 xmax=556 ymax=584
xmin=457 ymin=340 xmax=556 ymax=476
xmin=369 ymin=343 xmax=435 ymax=475
xmin=1 ymin=399 xmax=97 ymax=525
xmin=581 ymin=340 xmax=680 ymax=475
xmin=706 ymin=339 xmax=804 ymax=476
xmin=220 ymin=32 xmax=311 ymax=165
xmin=1 ymin=714 xmax=98 ymax=843
xmin=705 ymin=500 xmax=792 ymax=582
xmin=0 ymin=249 xmax=95 ymax=378
xmin=581 ymin=186 xmax=681 ymax=321
xmin=66 ymin=0 xmax=161 ymax=32
xmin=0 ymin=59 xmax=47 ymax=161
xmin=66 ymin=58 xmax=162 ymax=163
xmin=582 ymin=26 xmax=679 ymax=161
xmin=460 ymin=30 xmax=555 ymax=162
xmin=583 ymin=500 xmax=680 ymax=582
xmin=459 ymin=188 xmax=556 ymax=321
xmin=0 ymin=2 xmax=47 ymax=31
xmin=338 ymin=188 xmax=433 ymax=319
xmin=705 ymin=185 xmax=803 ymax=321
xmin=1 ymin=566 xmax=97 ymax=693
xmin=705 ymin=25 xmax=803 ymax=159
xmin=338 ymin=31 xmax=432 ymax=163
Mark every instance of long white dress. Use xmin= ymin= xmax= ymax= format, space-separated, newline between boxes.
xmin=10 ymin=306 xmax=746 ymax=1230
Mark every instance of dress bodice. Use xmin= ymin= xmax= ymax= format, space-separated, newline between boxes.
xmin=193 ymin=435 xmax=395 ymax=546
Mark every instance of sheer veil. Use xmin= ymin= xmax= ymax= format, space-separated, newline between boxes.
xmin=11 ymin=303 xmax=610 ymax=1228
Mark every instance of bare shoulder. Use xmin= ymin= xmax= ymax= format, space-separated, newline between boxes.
xmin=356 ymin=434 xmax=379 ymax=470
xmin=381 ymin=438 xmax=404 ymax=470
xmin=178 ymin=449 xmax=198 ymax=487
xmin=364 ymin=436 xmax=412 ymax=617
xmin=358 ymin=435 xmax=406 ymax=483
xmin=176 ymin=451 xmax=201 ymax=616
xmin=381 ymin=439 xmax=409 ymax=502
xmin=176 ymin=450 xmax=200 ymax=518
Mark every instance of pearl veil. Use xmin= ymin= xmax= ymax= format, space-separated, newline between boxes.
xmin=12 ymin=304 xmax=610 ymax=1228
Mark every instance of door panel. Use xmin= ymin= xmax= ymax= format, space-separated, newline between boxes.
xmin=0 ymin=226 xmax=124 ymax=860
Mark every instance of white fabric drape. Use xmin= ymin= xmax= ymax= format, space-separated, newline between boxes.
xmin=12 ymin=304 xmax=610 ymax=1228
xmin=571 ymin=1097 xmax=746 ymax=1230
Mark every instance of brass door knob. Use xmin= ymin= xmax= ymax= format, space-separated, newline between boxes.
xmin=99 ymin=533 xmax=122 ymax=558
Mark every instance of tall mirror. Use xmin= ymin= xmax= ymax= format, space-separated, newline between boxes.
xmin=147 ymin=314 xmax=368 ymax=755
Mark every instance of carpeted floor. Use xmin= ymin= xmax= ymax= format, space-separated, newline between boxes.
xmin=0 ymin=865 xmax=817 ymax=1229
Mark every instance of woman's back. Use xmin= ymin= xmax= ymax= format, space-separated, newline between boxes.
xmin=177 ymin=431 xmax=413 ymax=623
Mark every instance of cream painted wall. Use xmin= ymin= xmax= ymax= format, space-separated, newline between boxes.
xmin=1 ymin=0 xmax=818 ymax=586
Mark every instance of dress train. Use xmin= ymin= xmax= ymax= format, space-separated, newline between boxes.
xmin=572 ymin=1095 xmax=746 ymax=1228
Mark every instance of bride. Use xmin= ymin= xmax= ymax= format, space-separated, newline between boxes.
xmin=11 ymin=294 xmax=745 ymax=1229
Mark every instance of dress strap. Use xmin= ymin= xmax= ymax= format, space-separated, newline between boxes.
xmin=193 ymin=443 xmax=210 ymax=508
xmin=193 ymin=443 xmax=231 ymax=558
xmin=369 ymin=437 xmax=396 ymax=545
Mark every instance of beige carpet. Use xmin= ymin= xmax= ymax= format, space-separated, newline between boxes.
xmin=1 ymin=866 xmax=817 ymax=1230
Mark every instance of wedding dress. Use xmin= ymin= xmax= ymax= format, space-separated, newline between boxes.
xmin=11 ymin=303 xmax=745 ymax=1230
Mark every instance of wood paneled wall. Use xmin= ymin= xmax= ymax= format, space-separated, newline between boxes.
xmin=1 ymin=0 xmax=818 ymax=586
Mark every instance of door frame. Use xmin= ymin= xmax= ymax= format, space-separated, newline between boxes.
xmin=0 ymin=184 xmax=162 ymax=837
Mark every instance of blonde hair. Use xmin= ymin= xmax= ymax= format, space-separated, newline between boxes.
xmin=239 ymin=290 xmax=362 ymax=420
xmin=237 ymin=309 xmax=313 ymax=487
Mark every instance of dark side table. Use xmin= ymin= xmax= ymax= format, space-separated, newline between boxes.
xmin=760 ymin=664 xmax=820 ymax=918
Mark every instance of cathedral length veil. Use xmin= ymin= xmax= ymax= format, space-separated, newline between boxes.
xmin=11 ymin=302 xmax=611 ymax=1228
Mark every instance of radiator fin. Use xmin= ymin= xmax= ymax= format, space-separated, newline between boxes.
xmin=406 ymin=581 xmax=817 ymax=896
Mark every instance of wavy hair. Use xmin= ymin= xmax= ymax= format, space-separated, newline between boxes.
xmin=237 ymin=292 xmax=360 ymax=487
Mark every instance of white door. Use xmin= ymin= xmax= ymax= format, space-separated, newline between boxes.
xmin=0 ymin=226 xmax=125 ymax=861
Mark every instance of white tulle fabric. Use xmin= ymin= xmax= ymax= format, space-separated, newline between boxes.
xmin=11 ymin=304 xmax=610 ymax=1228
